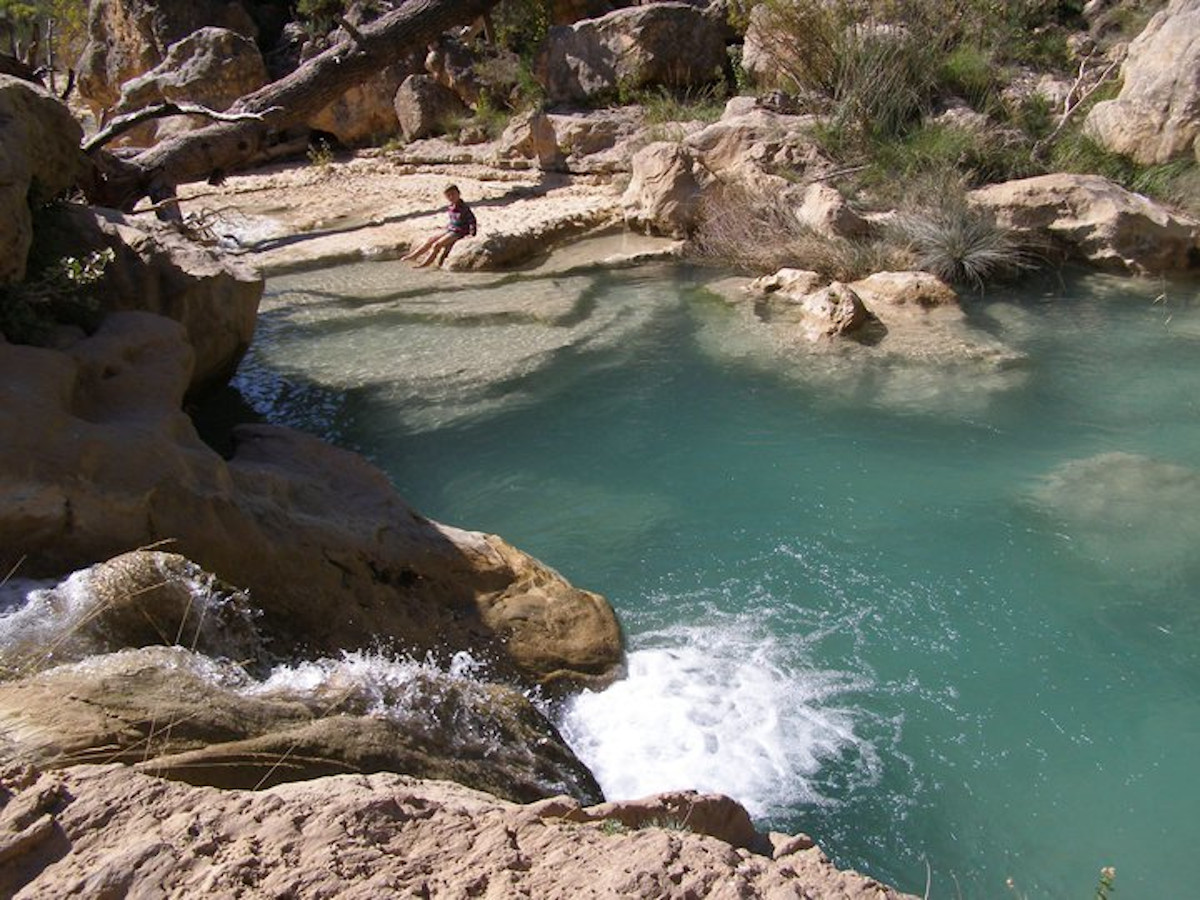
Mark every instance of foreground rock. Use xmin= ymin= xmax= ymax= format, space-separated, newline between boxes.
xmin=35 ymin=204 xmax=262 ymax=392
xmin=0 ymin=765 xmax=917 ymax=898
xmin=0 ymin=644 xmax=600 ymax=803
xmin=970 ymin=173 xmax=1200 ymax=275
xmin=0 ymin=77 xmax=84 ymax=283
xmin=0 ymin=313 xmax=622 ymax=688
xmin=1085 ymin=0 xmax=1200 ymax=164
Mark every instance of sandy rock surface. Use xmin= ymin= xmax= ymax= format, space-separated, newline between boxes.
xmin=175 ymin=154 xmax=645 ymax=274
xmin=0 ymin=765 xmax=917 ymax=899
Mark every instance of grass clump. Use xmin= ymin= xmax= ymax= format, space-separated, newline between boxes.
xmin=893 ymin=191 xmax=1036 ymax=289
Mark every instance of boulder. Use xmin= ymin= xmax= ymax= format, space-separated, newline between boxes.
xmin=495 ymin=111 xmax=565 ymax=169
xmin=621 ymin=141 xmax=708 ymax=237
xmin=0 ymin=313 xmax=623 ymax=688
xmin=746 ymin=268 xmax=822 ymax=297
xmin=537 ymin=2 xmax=727 ymax=104
xmin=848 ymin=271 xmax=960 ymax=310
xmin=969 ymin=173 xmax=1200 ymax=274
xmin=109 ymin=27 xmax=269 ymax=146
xmin=34 ymin=204 xmax=262 ymax=393
xmin=78 ymin=0 xmax=258 ymax=114
xmin=394 ymin=74 xmax=469 ymax=142
xmin=685 ymin=103 xmax=822 ymax=182
xmin=0 ymin=765 xmax=919 ymax=899
xmin=793 ymin=182 xmax=870 ymax=239
xmin=1085 ymin=0 xmax=1200 ymax=164
xmin=311 ymin=61 xmax=416 ymax=147
xmin=425 ymin=35 xmax=483 ymax=106
xmin=0 ymin=644 xmax=601 ymax=802
xmin=0 ymin=77 xmax=84 ymax=283
xmin=755 ymin=280 xmax=870 ymax=340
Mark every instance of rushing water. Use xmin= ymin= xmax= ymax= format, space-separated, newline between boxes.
xmin=238 ymin=255 xmax=1200 ymax=899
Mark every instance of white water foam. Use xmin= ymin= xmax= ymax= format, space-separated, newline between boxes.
xmin=558 ymin=621 xmax=881 ymax=819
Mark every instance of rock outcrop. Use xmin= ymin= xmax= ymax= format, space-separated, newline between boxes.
xmin=78 ymin=0 xmax=259 ymax=114
xmin=0 ymin=312 xmax=622 ymax=688
xmin=0 ymin=77 xmax=84 ymax=283
xmin=622 ymin=142 xmax=708 ymax=237
xmin=108 ymin=27 xmax=269 ymax=146
xmin=34 ymin=204 xmax=262 ymax=392
xmin=537 ymin=3 xmax=727 ymax=104
xmin=0 ymin=642 xmax=601 ymax=803
xmin=0 ymin=765 xmax=918 ymax=899
xmin=1085 ymin=0 xmax=1200 ymax=164
xmin=310 ymin=62 xmax=416 ymax=148
xmin=969 ymin=173 xmax=1200 ymax=274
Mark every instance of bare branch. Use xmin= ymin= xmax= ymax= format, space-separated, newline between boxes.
xmin=83 ymin=103 xmax=280 ymax=154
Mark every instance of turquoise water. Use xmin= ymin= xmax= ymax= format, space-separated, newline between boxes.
xmin=239 ymin=259 xmax=1200 ymax=898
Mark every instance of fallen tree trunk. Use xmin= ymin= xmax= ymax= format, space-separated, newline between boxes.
xmin=84 ymin=0 xmax=501 ymax=210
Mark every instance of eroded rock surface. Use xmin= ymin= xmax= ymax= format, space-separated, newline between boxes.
xmin=0 ymin=645 xmax=601 ymax=803
xmin=0 ymin=313 xmax=622 ymax=688
xmin=1085 ymin=0 xmax=1200 ymax=164
xmin=0 ymin=765 xmax=918 ymax=899
xmin=970 ymin=173 xmax=1200 ymax=274
xmin=538 ymin=3 xmax=727 ymax=104
xmin=0 ymin=77 xmax=84 ymax=283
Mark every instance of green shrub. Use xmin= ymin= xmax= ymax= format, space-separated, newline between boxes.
xmin=0 ymin=248 xmax=114 ymax=345
xmin=939 ymin=44 xmax=1000 ymax=111
xmin=492 ymin=0 xmax=552 ymax=58
xmin=640 ymin=83 xmax=727 ymax=126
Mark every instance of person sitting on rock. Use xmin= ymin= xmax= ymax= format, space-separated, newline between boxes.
xmin=402 ymin=184 xmax=477 ymax=268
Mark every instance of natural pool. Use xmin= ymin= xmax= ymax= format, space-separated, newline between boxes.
xmin=238 ymin=252 xmax=1200 ymax=899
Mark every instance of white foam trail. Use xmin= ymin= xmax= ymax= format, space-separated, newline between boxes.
xmin=558 ymin=623 xmax=880 ymax=819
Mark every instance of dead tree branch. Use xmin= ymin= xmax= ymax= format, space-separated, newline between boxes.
xmin=83 ymin=103 xmax=280 ymax=154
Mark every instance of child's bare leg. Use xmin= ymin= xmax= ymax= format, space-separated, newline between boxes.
xmin=417 ymin=233 xmax=456 ymax=267
xmin=433 ymin=235 xmax=462 ymax=267
xmin=403 ymin=234 xmax=439 ymax=261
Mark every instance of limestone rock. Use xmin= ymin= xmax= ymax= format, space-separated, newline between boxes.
xmin=0 ymin=645 xmax=601 ymax=803
xmin=849 ymin=271 xmax=960 ymax=310
xmin=0 ymin=765 xmax=919 ymax=899
xmin=759 ymin=281 xmax=870 ymax=340
xmin=537 ymin=2 xmax=727 ymax=104
xmin=394 ymin=73 xmax=469 ymax=142
xmin=0 ymin=77 xmax=84 ymax=283
xmin=793 ymin=182 xmax=870 ymax=239
xmin=34 ymin=204 xmax=262 ymax=392
xmin=311 ymin=62 xmax=416 ymax=147
xmin=622 ymin=142 xmax=708 ymax=237
xmin=495 ymin=111 xmax=565 ymax=169
xmin=969 ymin=173 xmax=1200 ymax=274
xmin=746 ymin=268 xmax=823 ymax=297
xmin=0 ymin=313 xmax=622 ymax=687
xmin=78 ymin=0 xmax=258 ymax=114
xmin=1085 ymin=0 xmax=1200 ymax=164
xmin=109 ymin=27 xmax=268 ymax=146
xmin=685 ymin=103 xmax=822 ymax=183
xmin=425 ymin=36 xmax=483 ymax=106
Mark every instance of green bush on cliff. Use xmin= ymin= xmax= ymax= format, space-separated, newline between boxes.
xmin=0 ymin=248 xmax=113 ymax=345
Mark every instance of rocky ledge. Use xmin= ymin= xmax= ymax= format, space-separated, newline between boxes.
xmin=0 ymin=765 xmax=917 ymax=899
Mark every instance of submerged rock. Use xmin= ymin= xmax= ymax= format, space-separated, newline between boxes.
xmin=1026 ymin=451 xmax=1200 ymax=582
xmin=0 ymin=764 xmax=918 ymax=898
xmin=0 ymin=646 xmax=601 ymax=803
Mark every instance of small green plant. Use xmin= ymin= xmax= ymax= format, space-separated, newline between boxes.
xmin=306 ymin=138 xmax=335 ymax=169
xmin=0 ymin=247 xmax=114 ymax=344
xmin=938 ymin=44 xmax=999 ymax=111
xmin=640 ymin=83 xmax=727 ymax=126
xmin=598 ymin=819 xmax=629 ymax=835
xmin=1095 ymin=865 xmax=1117 ymax=900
